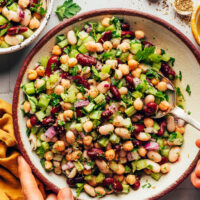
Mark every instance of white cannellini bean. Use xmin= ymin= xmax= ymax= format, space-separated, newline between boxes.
xmin=67 ymin=30 xmax=77 ymax=45
xmin=20 ymin=9 xmax=31 ymax=26
xmin=167 ymin=116 xmax=176 ymax=132
xmin=68 ymin=167 xmax=77 ymax=178
xmin=147 ymin=151 xmax=162 ymax=163
xmin=115 ymin=128 xmax=131 ymax=139
xmin=99 ymin=124 xmax=114 ymax=135
xmin=168 ymin=147 xmax=181 ymax=163
xmin=29 ymin=133 xmax=37 ymax=150
xmin=135 ymin=132 xmax=151 ymax=141
xmin=5 ymin=35 xmax=24 ymax=46
xmin=84 ymin=184 xmax=96 ymax=197
xmin=178 ymin=119 xmax=185 ymax=127
xmin=95 ymin=159 xmax=110 ymax=174
xmin=97 ymin=81 xmax=110 ymax=93
xmin=146 ymin=159 xmax=161 ymax=173
xmin=113 ymin=116 xmax=124 ymax=127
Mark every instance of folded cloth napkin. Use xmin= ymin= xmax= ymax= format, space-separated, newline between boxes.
xmin=0 ymin=98 xmax=45 ymax=200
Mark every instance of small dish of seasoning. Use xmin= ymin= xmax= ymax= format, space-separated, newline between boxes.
xmin=191 ymin=3 xmax=200 ymax=45
xmin=173 ymin=0 xmax=193 ymax=16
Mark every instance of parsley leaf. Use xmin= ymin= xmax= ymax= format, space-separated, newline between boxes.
xmin=179 ymin=71 xmax=182 ymax=81
xmin=135 ymin=46 xmax=155 ymax=62
xmin=56 ymin=0 xmax=81 ymax=21
xmin=186 ymin=84 xmax=191 ymax=95
xmin=169 ymin=57 xmax=175 ymax=66
xmin=76 ymin=183 xmax=84 ymax=197
xmin=146 ymin=69 xmax=161 ymax=79
xmin=91 ymin=66 xmax=100 ymax=81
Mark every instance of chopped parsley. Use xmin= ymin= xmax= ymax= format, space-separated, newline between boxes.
xmin=186 ymin=84 xmax=191 ymax=96
xmin=76 ymin=183 xmax=84 ymax=197
xmin=169 ymin=57 xmax=175 ymax=66
xmin=135 ymin=46 xmax=155 ymax=62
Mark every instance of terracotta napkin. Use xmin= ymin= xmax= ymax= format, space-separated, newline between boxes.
xmin=0 ymin=98 xmax=45 ymax=200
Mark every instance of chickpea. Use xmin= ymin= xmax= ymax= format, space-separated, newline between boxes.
xmin=61 ymin=102 xmax=72 ymax=110
xmin=26 ymin=119 xmax=32 ymax=129
xmin=18 ymin=0 xmax=30 ymax=9
xmin=138 ymin=146 xmax=147 ymax=157
xmin=77 ymin=92 xmax=85 ymax=100
xmin=160 ymin=163 xmax=170 ymax=174
xmin=66 ymin=131 xmax=75 ymax=145
xmin=33 ymin=12 xmax=41 ymax=19
xmin=54 ymin=85 xmax=64 ymax=95
xmin=52 ymin=45 xmax=62 ymax=56
xmin=61 ymin=79 xmax=71 ymax=89
xmin=85 ymin=41 xmax=97 ymax=52
xmin=118 ymin=42 xmax=130 ymax=52
xmin=115 ymin=69 xmax=123 ymax=80
xmin=111 ymin=38 xmax=121 ymax=48
xmin=118 ymin=64 xmax=129 ymax=75
xmin=68 ymin=58 xmax=77 ymax=68
xmin=95 ymin=186 xmax=106 ymax=197
xmin=101 ymin=17 xmax=110 ymax=27
xmin=175 ymin=126 xmax=185 ymax=134
xmin=103 ymin=41 xmax=113 ymax=51
xmin=133 ymin=98 xmax=143 ymax=111
xmin=135 ymin=30 xmax=145 ymax=39
xmin=123 ymin=141 xmax=134 ymax=151
xmin=28 ymin=69 xmax=37 ymax=80
xmin=23 ymin=101 xmax=31 ymax=113
xmin=29 ymin=17 xmax=40 ymax=29
xmin=156 ymin=81 xmax=167 ymax=91
xmin=53 ymin=141 xmax=65 ymax=152
xmin=131 ymin=68 xmax=142 ymax=78
xmin=128 ymin=59 xmax=138 ymax=70
xmin=44 ymin=161 xmax=53 ymax=170
xmin=139 ymin=63 xmax=148 ymax=73
xmin=126 ymin=175 xmax=136 ymax=185
xmin=35 ymin=79 xmax=45 ymax=89
xmin=144 ymin=95 xmax=155 ymax=105
xmin=83 ymin=135 xmax=93 ymax=146
xmin=155 ymin=47 xmax=161 ymax=55
xmin=97 ymin=81 xmax=110 ymax=94
xmin=60 ymin=54 xmax=69 ymax=64
xmin=46 ymin=89 xmax=53 ymax=95
xmin=36 ymin=66 xmax=45 ymax=77
xmin=83 ymin=169 xmax=92 ymax=175
xmin=159 ymin=100 xmax=170 ymax=111
xmin=119 ymin=87 xmax=128 ymax=95
xmin=105 ymin=149 xmax=115 ymax=161
xmin=67 ymin=30 xmax=77 ymax=45
xmin=44 ymin=151 xmax=53 ymax=161
xmin=83 ymin=121 xmax=93 ymax=133
xmin=144 ymin=118 xmax=154 ymax=127
xmin=113 ymin=175 xmax=124 ymax=182
xmin=151 ymin=78 xmax=159 ymax=86
xmin=64 ymin=110 xmax=74 ymax=119
xmin=106 ymin=59 xmax=118 ymax=69
xmin=96 ymin=42 xmax=103 ymax=52
xmin=88 ymin=87 xmax=99 ymax=98
xmin=115 ymin=164 xmax=125 ymax=175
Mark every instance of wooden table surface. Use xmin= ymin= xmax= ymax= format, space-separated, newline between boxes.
xmin=0 ymin=0 xmax=200 ymax=199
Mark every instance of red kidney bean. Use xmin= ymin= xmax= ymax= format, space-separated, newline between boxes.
xmin=84 ymin=24 xmax=92 ymax=33
xmin=143 ymin=102 xmax=157 ymax=116
xmin=0 ymin=0 xmax=6 ymax=6
xmin=158 ymin=120 xmax=167 ymax=136
xmin=121 ymin=31 xmax=135 ymax=38
xmin=159 ymin=157 xmax=168 ymax=165
xmin=105 ymin=96 xmax=110 ymax=104
xmin=30 ymin=115 xmax=38 ymax=126
xmin=42 ymin=116 xmax=55 ymax=126
xmin=76 ymin=53 xmax=97 ymax=67
xmin=67 ymin=176 xmax=84 ymax=187
xmin=60 ymin=72 xmax=68 ymax=79
xmin=113 ymin=144 xmax=121 ymax=151
xmin=0 ymin=23 xmax=8 ymax=30
xmin=161 ymin=63 xmax=176 ymax=80
xmin=87 ymin=148 xmax=105 ymax=159
xmin=121 ymin=23 xmax=130 ymax=31
xmin=133 ymin=124 xmax=145 ymax=134
xmin=51 ymin=106 xmax=60 ymax=115
xmin=7 ymin=26 xmax=28 ymax=35
xmin=132 ymin=139 xmax=143 ymax=146
xmin=76 ymin=108 xmax=82 ymax=118
xmin=98 ymin=31 xmax=112 ymax=43
xmin=142 ymin=41 xmax=154 ymax=48
xmin=110 ymin=85 xmax=121 ymax=101
xmin=54 ymin=124 xmax=66 ymax=134
xmin=116 ymin=58 xmax=123 ymax=64
xmin=45 ymin=56 xmax=59 ymax=77
xmin=125 ymin=75 xmax=135 ymax=90
xmin=103 ymin=178 xmax=123 ymax=192
xmin=74 ymin=75 xmax=90 ymax=89
xmin=132 ymin=179 xmax=140 ymax=190
xmin=101 ymin=109 xmax=113 ymax=120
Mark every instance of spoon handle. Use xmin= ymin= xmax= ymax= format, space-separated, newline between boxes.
xmin=171 ymin=106 xmax=200 ymax=131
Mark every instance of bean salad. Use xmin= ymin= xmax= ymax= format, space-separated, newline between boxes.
xmin=21 ymin=16 xmax=185 ymax=197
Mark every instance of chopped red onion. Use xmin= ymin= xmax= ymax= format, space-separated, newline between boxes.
xmin=44 ymin=126 xmax=57 ymax=139
xmin=19 ymin=9 xmax=25 ymax=19
xmin=109 ymin=103 xmax=118 ymax=113
xmin=133 ymin=77 xmax=141 ymax=87
xmin=75 ymin=100 xmax=89 ymax=108
xmin=127 ymin=152 xmax=134 ymax=161
xmin=144 ymin=141 xmax=160 ymax=151
xmin=80 ymin=132 xmax=85 ymax=138
xmin=104 ymin=84 xmax=110 ymax=87
xmin=62 ymin=162 xmax=74 ymax=170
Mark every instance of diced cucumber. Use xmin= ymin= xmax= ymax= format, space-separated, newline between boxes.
xmin=8 ymin=3 xmax=18 ymax=11
xmin=151 ymin=172 xmax=162 ymax=181
xmin=45 ymin=105 xmax=52 ymax=116
xmin=130 ymin=43 xmax=142 ymax=54
xmin=24 ymin=82 xmax=35 ymax=95
xmin=69 ymin=49 xmax=79 ymax=58
xmin=38 ymin=94 xmax=50 ymax=109
xmin=41 ymin=142 xmax=49 ymax=151
xmin=61 ymin=93 xmax=76 ymax=103
xmin=148 ymin=54 xmax=162 ymax=63
xmin=27 ymin=95 xmax=38 ymax=113
xmin=123 ymin=118 xmax=132 ymax=128
xmin=98 ymin=137 xmax=109 ymax=147
xmin=78 ymin=31 xmax=89 ymax=40
xmin=91 ymin=131 xmax=98 ymax=140
xmin=83 ymin=36 xmax=94 ymax=43
xmin=101 ymin=65 xmax=111 ymax=74
xmin=0 ymin=15 xmax=8 ymax=26
xmin=153 ymin=122 xmax=160 ymax=131
xmin=122 ymin=184 xmax=130 ymax=194
xmin=105 ymin=24 xmax=115 ymax=32
xmin=157 ymin=138 xmax=164 ymax=148
xmin=0 ymin=40 xmax=9 ymax=48
xmin=109 ymin=161 xmax=119 ymax=171
xmin=75 ymin=123 xmax=83 ymax=132
xmin=40 ymin=56 xmax=49 ymax=67
xmin=60 ymin=64 xmax=69 ymax=72
xmin=89 ymin=111 xmax=102 ymax=120
xmin=68 ymin=84 xmax=79 ymax=94
xmin=22 ymin=28 xmax=34 ymax=38
xmin=84 ymin=175 xmax=93 ymax=181
xmin=125 ymin=106 xmax=136 ymax=117
xmin=163 ymin=130 xmax=169 ymax=138
xmin=84 ymin=102 xmax=95 ymax=113
xmin=74 ymin=161 xmax=84 ymax=172
xmin=96 ymin=173 xmax=105 ymax=183
xmin=96 ymin=23 xmax=105 ymax=32
xmin=140 ymin=74 xmax=146 ymax=81
xmin=58 ymin=39 xmax=68 ymax=48
xmin=35 ymin=110 xmax=46 ymax=121
xmin=31 ymin=126 xmax=39 ymax=134
xmin=160 ymin=146 xmax=170 ymax=157
xmin=132 ymin=91 xmax=143 ymax=98
xmin=78 ymin=44 xmax=88 ymax=54
xmin=152 ymin=62 xmax=161 ymax=72
xmin=162 ymin=54 xmax=171 ymax=62
xmin=94 ymin=93 xmax=105 ymax=104
xmin=132 ymin=159 xmax=148 ymax=170
xmin=109 ymin=134 xmax=120 ymax=144
xmin=119 ymin=52 xmax=129 ymax=63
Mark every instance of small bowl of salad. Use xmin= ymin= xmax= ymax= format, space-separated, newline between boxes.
xmin=0 ymin=0 xmax=54 ymax=54
xmin=13 ymin=9 xmax=200 ymax=200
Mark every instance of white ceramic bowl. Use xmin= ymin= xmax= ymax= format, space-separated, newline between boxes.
xmin=13 ymin=9 xmax=200 ymax=200
xmin=0 ymin=0 xmax=54 ymax=54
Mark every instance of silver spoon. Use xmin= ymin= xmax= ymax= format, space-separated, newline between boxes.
xmin=154 ymin=74 xmax=200 ymax=131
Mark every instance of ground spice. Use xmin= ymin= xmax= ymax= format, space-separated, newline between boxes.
xmin=174 ymin=0 xmax=193 ymax=12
